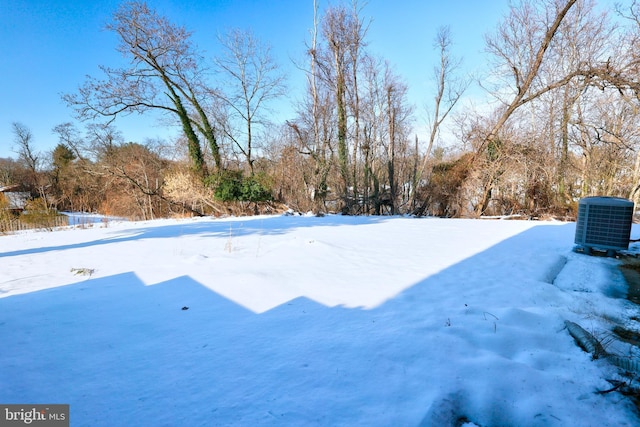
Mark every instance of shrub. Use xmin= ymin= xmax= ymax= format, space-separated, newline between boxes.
xmin=0 ymin=194 xmax=14 ymax=232
xmin=20 ymin=198 xmax=63 ymax=227
xmin=206 ymin=170 xmax=272 ymax=203
xmin=416 ymin=154 xmax=473 ymax=217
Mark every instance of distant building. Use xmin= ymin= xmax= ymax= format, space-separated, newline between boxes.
xmin=0 ymin=185 xmax=30 ymax=213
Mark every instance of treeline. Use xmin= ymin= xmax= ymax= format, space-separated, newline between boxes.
xmin=4 ymin=0 xmax=640 ymax=220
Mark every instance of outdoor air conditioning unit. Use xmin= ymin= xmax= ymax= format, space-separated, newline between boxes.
xmin=574 ymin=196 xmax=634 ymax=255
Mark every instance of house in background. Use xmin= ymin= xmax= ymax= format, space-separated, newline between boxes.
xmin=0 ymin=185 xmax=30 ymax=214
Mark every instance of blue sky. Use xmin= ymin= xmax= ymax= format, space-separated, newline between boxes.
xmin=0 ymin=0 xmax=542 ymax=160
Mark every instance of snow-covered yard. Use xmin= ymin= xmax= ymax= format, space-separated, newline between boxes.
xmin=1 ymin=215 xmax=639 ymax=426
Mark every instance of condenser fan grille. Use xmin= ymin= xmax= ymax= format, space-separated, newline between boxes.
xmin=575 ymin=197 xmax=634 ymax=252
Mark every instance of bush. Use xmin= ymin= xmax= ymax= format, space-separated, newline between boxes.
xmin=416 ymin=154 xmax=473 ymax=217
xmin=21 ymin=198 xmax=62 ymax=226
xmin=0 ymin=194 xmax=14 ymax=232
xmin=206 ymin=170 xmax=272 ymax=202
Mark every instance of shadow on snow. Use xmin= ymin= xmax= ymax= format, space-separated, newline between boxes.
xmin=1 ymin=221 xmax=634 ymax=426
xmin=0 ymin=214 xmax=388 ymax=259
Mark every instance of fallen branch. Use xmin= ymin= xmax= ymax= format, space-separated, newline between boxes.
xmin=565 ymin=320 xmax=640 ymax=373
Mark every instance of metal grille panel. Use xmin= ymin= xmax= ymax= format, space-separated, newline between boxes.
xmin=575 ymin=197 xmax=633 ymax=251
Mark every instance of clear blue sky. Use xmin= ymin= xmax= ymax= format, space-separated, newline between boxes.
xmin=0 ymin=0 xmax=573 ymax=160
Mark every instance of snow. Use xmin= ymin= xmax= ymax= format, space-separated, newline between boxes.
xmin=61 ymin=212 xmax=126 ymax=227
xmin=1 ymin=215 xmax=639 ymax=426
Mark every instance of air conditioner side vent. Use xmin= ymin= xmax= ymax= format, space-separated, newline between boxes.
xmin=575 ymin=196 xmax=634 ymax=253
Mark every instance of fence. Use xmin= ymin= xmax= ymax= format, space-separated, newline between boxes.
xmin=0 ymin=215 xmax=69 ymax=233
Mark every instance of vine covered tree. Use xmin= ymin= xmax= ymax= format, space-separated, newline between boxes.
xmin=64 ymin=1 xmax=221 ymax=176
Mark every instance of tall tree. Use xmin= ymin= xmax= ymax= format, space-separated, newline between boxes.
xmin=345 ymin=1 xmax=368 ymax=210
xmin=64 ymin=1 xmax=220 ymax=176
xmin=52 ymin=122 xmax=85 ymax=160
xmin=213 ymin=29 xmax=286 ymax=175
xmin=12 ymin=122 xmax=39 ymax=176
xmin=424 ymin=27 xmax=468 ymax=166
xmin=288 ymin=0 xmax=335 ymax=213
xmin=383 ymin=65 xmax=412 ymax=215
xmin=474 ymin=0 xmax=579 ymax=215
xmin=483 ymin=0 xmax=579 ymax=148
xmin=322 ymin=4 xmax=351 ymax=205
xmin=413 ymin=26 xmax=468 ymax=212
xmin=11 ymin=122 xmax=50 ymax=205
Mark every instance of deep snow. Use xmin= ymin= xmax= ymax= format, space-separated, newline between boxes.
xmin=1 ymin=215 xmax=639 ymax=426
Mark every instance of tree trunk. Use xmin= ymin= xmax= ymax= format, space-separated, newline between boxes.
xmin=387 ymin=86 xmax=396 ymax=215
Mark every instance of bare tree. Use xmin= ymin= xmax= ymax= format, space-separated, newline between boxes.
xmin=346 ymin=1 xmax=369 ymax=210
xmin=64 ymin=1 xmax=220 ymax=176
xmin=287 ymin=0 xmax=334 ymax=213
xmin=357 ymin=56 xmax=413 ymax=214
xmin=0 ymin=157 xmax=27 ymax=188
xmin=424 ymin=27 xmax=469 ymax=165
xmin=51 ymin=123 xmax=99 ymax=212
xmin=412 ymin=26 xmax=469 ymax=213
xmin=322 ymin=4 xmax=351 ymax=204
xmin=12 ymin=122 xmax=39 ymax=176
xmin=11 ymin=122 xmax=50 ymax=206
xmin=84 ymin=123 xmax=125 ymax=162
xmin=360 ymin=54 xmax=386 ymax=214
xmin=212 ymin=29 xmax=286 ymax=175
xmin=483 ymin=0 xmax=579 ymax=148
xmin=472 ymin=0 xmax=579 ymax=215
xmin=52 ymin=122 xmax=86 ymax=160
xmin=318 ymin=3 xmax=368 ymax=208
xmin=582 ymin=1 xmax=640 ymax=96
xmin=95 ymin=141 xmax=171 ymax=219
xmin=383 ymin=66 xmax=412 ymax=215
